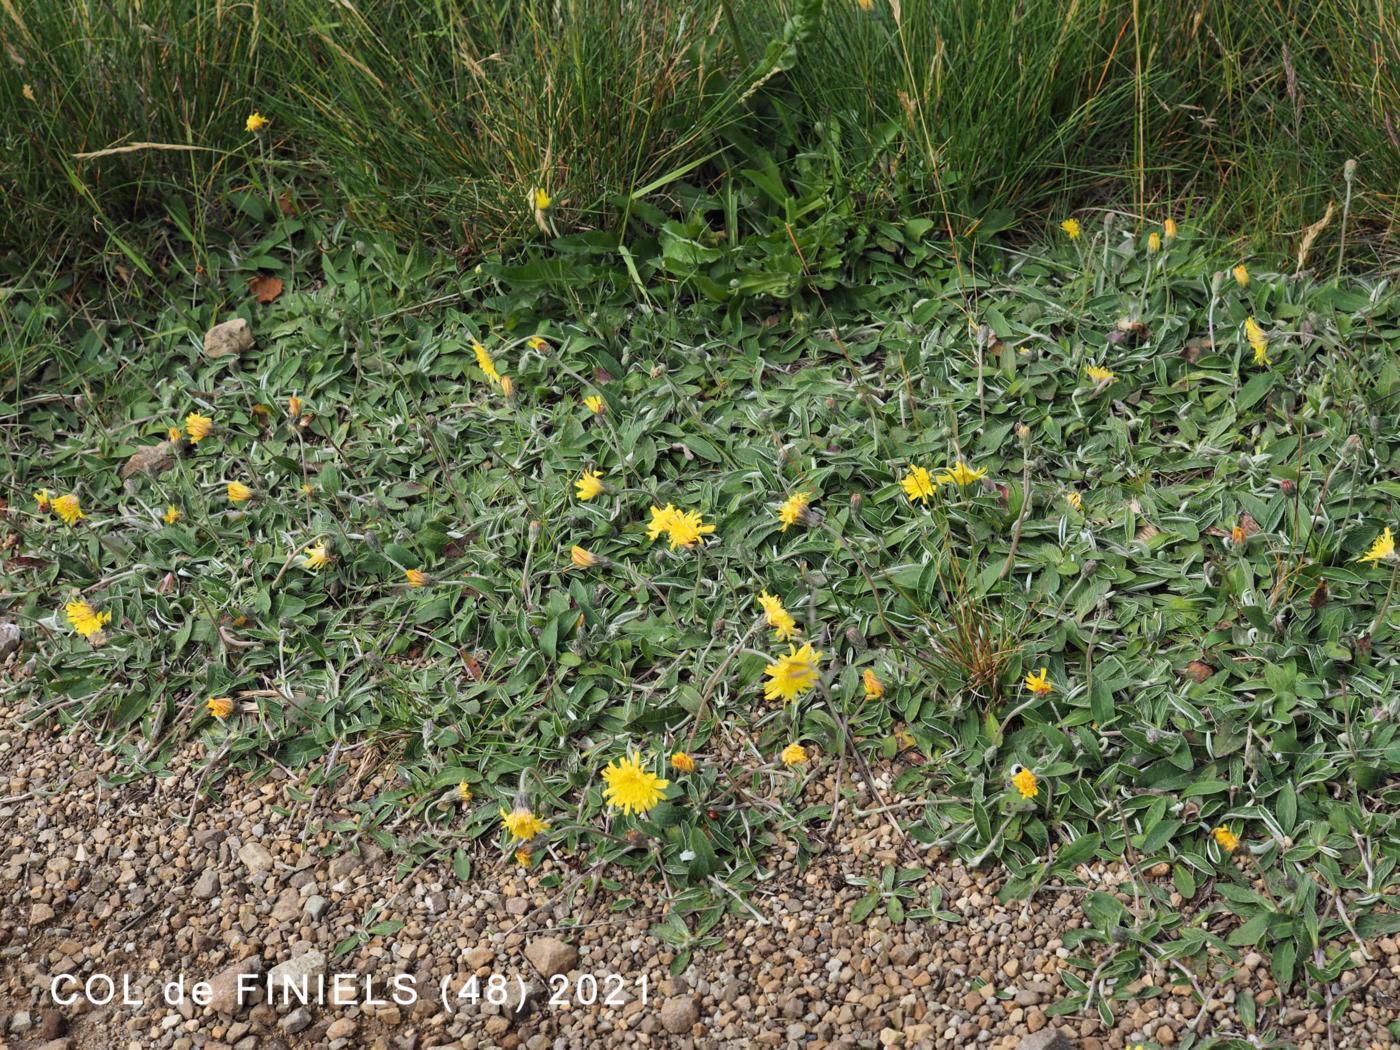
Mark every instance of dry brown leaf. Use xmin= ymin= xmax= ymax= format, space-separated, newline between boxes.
xmin=248 ymin=273 xmax=284 ymax=304
xmin=1183 ymin=660 xmax=1214 ymax=683
xmin=120 ymin=441 xmax=177 ymax=480
xmin=1295 ymin=200 xmax=1336 ymax=273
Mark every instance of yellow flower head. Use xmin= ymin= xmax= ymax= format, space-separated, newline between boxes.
xmin=757 ymin=590 xmax=800 ymax=642
xmin=857 ymin=0 xmax=874 ymax=10
xmin=1245 ymin=316 xmax=1270 ymax=366
xmin=514 ymin=847 xmax=532 ymax=867
xmin=1232 ymin=264 xmax=1250 ymax=288
xmin=670 ymin=751 xmax=696 ymax=773
xmin=1357 ymin=527 xmax=1396 ymax=567
xmin=302 ymin=540 xmax=331 ymax=571
xmin=1024 ymin=667 xmax=1053 ymax=695
xmin=22 ymin=83 xmax=35 ymax=102
xmin=405 ymin=568 xmax=428 ymax=588
xmin=532 ymin=187 xmax=552 ymax=211
xmin=168 ymin=427 xmax=183 ymax=443
xmin=53 ymin=493 xmax=84 ymax=525
xmin=570 ymin=545 xmax=600 ymax=569
xmin=34 ymin=489 xmax=52 ymax=513
xmin=575 ymin=469 xmax=605 ymax=501
xmin=763 ymin=642 xmax=823 ymax=703
xmin=500 ymin=376 xmax=514 ymax=397
xmin=781 ymin=742 xmax=809 ymax=767
xmin=457 ymin=782 xmax=473 ymax=803
xmin=1012 ymin=767 xmax=1038 ymax=799
xmin=473 ymin=341 xmax=501 ymax=385
xmin=901 ymin=466 xmax=936 ymax=504
xmin=1059 ymin=218 xmax=1081 ymax=240
xmin=528 ymin=336 xmax=548 ymax=351
xmin=1065 ymin=491 xmax=1083 ymax=512
xmin=778 ymin=490 xmax=812 ymax=532
xmin=647 ymin=504 xmax=680 ymax=541
xmin=1148 ymin=231 xmax=1162 ymax=253
xmin=601 ymin=752 xmax=670 ymax=816
xmin=584 ymin=394 xmax=605 ymax=415
xmin=663 ymin=508 xmax=715 ymax=549
xmin=863 ymin=668 xmax=884 ymax=700
xmin=937 ymin=461 xmax=986 ymax=487
xmin=207 ymin=696 xmax=234 ymax=719
xmin=1085 ymin=365 xmax=1116 ymax=385
xmin=1164 ymin=217 xmax=1179 ymax=241
xmin=245 ymin=111 xmax=268 ymax=133
xmin=163 ymin=505 xmax=181 ymax=525
xmin=185 ymin=412 xmax=213 ymax=443
xmin=227 ymin=481 xmax=253 ymax=503
xmin=500 ymin=805 xmax=548 ymax=841
xmin=65 ymin=600 xmax=111 ymax=641
xmin=288 ymin=395 xmax=302 ymax=418
xmin=1212 ymin=825 xmax=1239 ymax=853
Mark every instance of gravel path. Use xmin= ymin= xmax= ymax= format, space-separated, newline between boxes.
xmin=3 ymin=692 xmax=1398 ymax=1050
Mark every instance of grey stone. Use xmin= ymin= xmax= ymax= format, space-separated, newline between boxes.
xmin=237 ymin=841 xmax=274 ymax=875
xmin=523 ymin=937 xmax=577 ymax=978
xmin=193 ymin=870 xmax=220 ymax=900
xmin=304 ymin=895 xmax=330 ymax=921
xmin=659 ymin=996 xmax=699 ymax=1035
xmin=204 ymin=318 xmax=254 ymax=359
xmin=1017 ymin=1030 xmax=1073 ymax=1050
xmin=279 ymin=1006 xmax=313 ymax=1034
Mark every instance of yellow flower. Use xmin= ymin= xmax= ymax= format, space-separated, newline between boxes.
xmin=757 ymin=591 xmax=800 ymax=642
xmin=1012 ymin=768 xmax=1038 ymax=799
xmin=528 ymin=336 xmax=548 ymax=351
xmin=500 ymin=806 xmax=548 ymax=841
xmin=1085 ymin=364 xmax=1116 ymax=385
xmin=302 ymin=540 xmax=331 ymax=570
xmin=780 ymin=742 xmax=809 ymax=767
xmin=457 ymin=782 xmax=473 ymax=803
xmin=863 ymin=669 xmax=884 ymax=700
xmin=1164 ymin=217 xmax=1179 ymax=241
xmin=163 ymin=505 xmax=181 ymax=525
xmin=405 ymin=568 xmax=428 ymax=588
xmin=1212 ymin=825 xmax=1239 ymax=853
xmin=1357 ymin=527 xmax=1396 ymax=567
xmin=288 ymin=395 xmax=302 ymax=418
xmin=763 ymin=642 xmax=823 ymax=703
xmin=34 ymin=489 xmax=51 ymax=513
xmin=936 ymin=461 xmax=986 ymax=487
xmin=65 ymin=600 xmax=111 ymax=640
xmin=1065 ymin=491 xmax=1083 ymax=512
xmin=571 ymin=545 xmax=600 ymax=569
xmin=1232 ymin=264 xmax=1250 ymax=288
xmin=777 ymin=490 xmax=812 ymax=532
xmin=584 ymin=394 xmax=605 ymax=414
xmin=670 ymin=751 xmax=696 ymax=773
xmin=245 ymin=111 xmax=268 ymax=133
xmin=857 ymin=0 xmax=873 ymax=10
xmin=575 ymin=470 xmax=605 ymax=501
xmin=601 ymin=752 xmax=670 ymax=816
xmin=207 ymin=696 xmax=234 ymax=720
xmin=647 ymin=504 xmax=680 ymax=541
xmin=227 ymin=481 xmax=253 ymax=503
xmin=1148 ymin=231 xmax=1162 ymax=253
xmin=301 ymin=484 xmax=314 ymax=497
xmin=1024 ymin=667 xmax=1053 ymax=695
xmin=532 ymin=187 xmax=552 ymax=211
xmin=901 ymin=466 xmax=936 ymax=504
xmin=514 ymin=848 xmax=532 ymax=867
xmin=53 ymin=493 xmax=84 ymax=525
xmin=1059 ymin=218 xmax=1081 ymax=240
xmin=185 ymin=412 xmax=213 ymax=443
xmin=1245 ymin=316 xmax=1270 ymax=366
xmin=473 ymin=341 xmax=501 ymax=385
xmin=663 ymin=508 xmax=715 ymax=549
xmin=22 ymin=83 xmax=35 ymax=102
xmin=168 ymin=427 xmax=183 ymax=443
